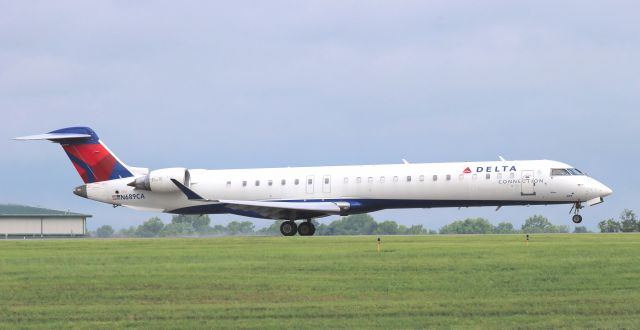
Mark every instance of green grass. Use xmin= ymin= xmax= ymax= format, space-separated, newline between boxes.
xmin=0 ymin=234 xmax=639 ymax=329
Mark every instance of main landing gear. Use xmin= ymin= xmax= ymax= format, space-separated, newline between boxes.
xmin=280 ymin=220 xmax=316 ymax=236
xmin=571 ymin=202 xmax=583 ymax=224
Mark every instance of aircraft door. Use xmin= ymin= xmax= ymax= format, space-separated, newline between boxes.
xmin=521 ymin=170 xmax=536 ymax=195
xmin=306 ymin=175 xmax=314 ymax=194
xmin=322 ymin=175 xmax=331 ymax=193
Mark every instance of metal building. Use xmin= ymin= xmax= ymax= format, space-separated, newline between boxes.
xmin=0 ymin=204 xmax=91 ymax=238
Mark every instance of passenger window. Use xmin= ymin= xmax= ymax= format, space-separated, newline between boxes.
xmin=509 ymin=173 xmax=515 ymax=179
xmin=226 ymin=181 xmax=231 ymax=187
xmin=433 ymin=175 xmax=438 ymax=181
xmin=308 ymin=178 xmax=313 ymax=185
xmin=255 ymin=180 xmax=260 ymax=186
xmin=294 ymin=179 xmax=299 ymax=185
xmin=356 ymin=177 xmax=362 ymax=183
xmin=325 ymin=178 xmax=330 ymax=184
xmin=281 ymin=179 xmax=286 ymax=185
xmin=380 ymin=176 xmax=385 ymax=183
xmin=406 ymin=176 xmax=412 ymax=182
xmin=368 ymin=177 xmax=373 ymax=184
xmin=242 ymin=181 xmax=247 ymax=187
xmin=446 ymin=174 xmax=451 ymax=181
xmin=268 ymin=180 xmax=273 ymax=186
xmin=419 ymin=175 xmax=424 ymax=182
xmin=486 ymin=173 xmax=490 ymax=180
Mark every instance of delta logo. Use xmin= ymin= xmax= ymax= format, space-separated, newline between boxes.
xmin=463 ymin=165 xmax=517 ymax=174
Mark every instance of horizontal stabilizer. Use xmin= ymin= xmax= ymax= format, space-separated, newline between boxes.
xmin=14 ymin=133 xmax=92 ymax=141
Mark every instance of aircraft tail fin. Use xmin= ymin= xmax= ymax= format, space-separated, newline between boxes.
xmin=15 ymin=127 xmax=136 ymax=183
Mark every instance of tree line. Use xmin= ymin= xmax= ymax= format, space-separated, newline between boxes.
xmin=597 ymin=209 xmax=639 ymax=232
xmin=92 ymin=209 xmax=639 ymax=238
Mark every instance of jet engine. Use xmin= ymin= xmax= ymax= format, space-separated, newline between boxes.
xmin=128 ymin=168 xmax=190 ymax=193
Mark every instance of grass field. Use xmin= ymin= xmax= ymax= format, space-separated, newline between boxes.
xmin=0 ymin=234 xmax=639 ymax=329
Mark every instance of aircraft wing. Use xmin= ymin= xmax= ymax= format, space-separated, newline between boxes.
xmin=170 ymin=179 xmax=343 ymax=219
xmin=218 ymin=199 xmax=341 ymax=219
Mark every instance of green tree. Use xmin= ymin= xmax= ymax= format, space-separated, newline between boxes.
xmin=598 ymin=218 xmax=621 ymax=233
xmin=439 ymin=221 xmax=461 ymax=234
xmin=117 ymin=226 xmax=137 ymax=237
xmin=316 ymin=223 xmax=330 ymax=236
xmin=135 ymin=217 xmax=165 ymax=237
xmin=619 ymin=209 xmax=637 ymax=232
xmin=376 ymin=220 xmax=400 ymax=235
xmin=552 ymin=225 xmax=570 ymax=233
xmin=96 ymin=225 xmax=114 ymax=238
xmin=405 ymin=224 xmax=428 ymax=235
xmin=440 ymin=218 xmax=493 ymax=234
xmin=226 ymin=221 xmax=255 ymax=235
xmin=171 ymin=214 xmax=211 ymax=232
xmin=493 ymin=222 xmax=515 ymax=234
xmin=159 ymin=222 xmax=196 ymax=237
xmin=573 ymin=226 xmax=589 ymax=233
xmin=521 ymin=215 xmax=554 ymax=233
xmin=256 ymin=221 xmax=283 ymax=236
xmin=323 ymin=214 xmax=377 ymax=235
xmin=208 ymin=224 xmax=227 ymax=235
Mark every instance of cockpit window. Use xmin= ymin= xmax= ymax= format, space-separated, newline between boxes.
xmin=551 ymin=168 xmax=585 ymax=176
xmin=551 ymin=168 xmax=571 ymax=176
xmin=568 ymin=168 xmax=585 ymax=175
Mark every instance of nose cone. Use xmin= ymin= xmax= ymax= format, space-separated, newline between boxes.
xmin=601 ymin=185 xmax=613 ymax=197
xmin=73 ymin=185 xmax=87 ymax=198
xmin=591 ymin=179 xmax=613 ymax=198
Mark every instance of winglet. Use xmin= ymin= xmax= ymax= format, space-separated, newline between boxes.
xmin=170 ymin=179 xmax=215 ymax=202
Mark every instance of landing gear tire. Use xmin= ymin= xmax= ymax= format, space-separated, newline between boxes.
xmin=572 ymin=214 xmax=583 ymax=224
xmin=570 ymin=202 xmax=583 ymax=224
xmin=298 ymin=221 xmax=316 ymax=236
xmin=280 ymin=221 xmax=298 ymax=236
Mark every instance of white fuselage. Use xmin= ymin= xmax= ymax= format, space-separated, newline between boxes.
xmin=83 ymin=159 xmax=612 ymax=220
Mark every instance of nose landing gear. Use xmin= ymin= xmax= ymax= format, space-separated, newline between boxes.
xmin=570 ymin=202 xmax=583 ymax=224
xmin=572 ymin=214 xmax=583 ymax=224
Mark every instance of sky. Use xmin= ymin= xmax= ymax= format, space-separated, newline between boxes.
xmin=1 ymin=1 xmax=638 ymax=231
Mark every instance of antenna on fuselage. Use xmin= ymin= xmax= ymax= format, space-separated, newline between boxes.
xmin=498 ymin=156 xmax=506 ymax=161
xmin=402 ymin=159 xmax=409 ymax=164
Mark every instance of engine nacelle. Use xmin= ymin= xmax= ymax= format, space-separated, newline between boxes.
xmin=128 ymin=168 xmax=190 ymax=193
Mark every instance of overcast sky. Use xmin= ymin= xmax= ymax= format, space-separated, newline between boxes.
xmin=1 ymin=1 xmax=638 ymax=231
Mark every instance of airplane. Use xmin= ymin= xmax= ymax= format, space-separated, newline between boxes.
xmin=15 ymin=127 xmax=613 ymax=236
